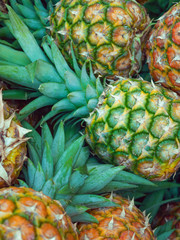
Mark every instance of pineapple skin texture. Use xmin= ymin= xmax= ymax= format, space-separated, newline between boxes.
xmin=85 ymin=78 xmax=180 ymax=181
xmin=146 ymin=3 xmax=180 ymax=95
xmin=0 ymin=101 xmax=27 ymax=188
xmin=0 ymin=186 xmax=78 ymax=240
xmin=78 ymin=194 xmax=156 ymax=240
xmin=152 ymin=202 xmax=180 ymax=240
xmin=50 ymin=0 xmax=150 ymax=77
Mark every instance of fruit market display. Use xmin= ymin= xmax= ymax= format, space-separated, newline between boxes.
xmin=0 ymin=0 xmax=180 ymax=239
xmin=0 ymin=7 xmax=180 ymax=181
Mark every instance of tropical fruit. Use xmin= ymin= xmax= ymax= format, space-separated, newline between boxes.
xmin=78 ymin=193 xmax=156 ymax=240
xmin=0 ymin=89 xmax=30 ymax=188
xmin=152 ymin=202 xmax=180 ymax=240
xmin=19 ymin=120 xmax=154 ymax=223
xmin=85 ymin=78 xmax=180 ymax=181
xmin=50 ymin=0 xmax=151 ymax=77
xmin=0 ymin=0 xmax=151 ymax=77
xmin=146 ymin=2 xmax=180 ymax=95
xmin=0 ymin=9 xmax=180 ymax=181
xmin=0 ymin=186 xmax=78 ymax=240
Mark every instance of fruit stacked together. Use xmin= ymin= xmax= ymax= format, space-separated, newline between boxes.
xmin=0 ymin=0 xmax=179 ymax=239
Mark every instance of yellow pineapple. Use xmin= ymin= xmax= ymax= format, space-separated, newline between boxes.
xmin=0 ymin=186 xmax=78 ymax=239
xmin=0 ymin=9 xmax=180 ymax=181
xmin=78 ymin=193 xmax=156 ymax=239
xmin=50 ymin=0 xmax=151 ymax=77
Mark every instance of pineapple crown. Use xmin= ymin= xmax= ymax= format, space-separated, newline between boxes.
xmin=19 ymin=120 xmax=156 ymax=223
xmin=0 ymin=6 xmax=105 ymax=125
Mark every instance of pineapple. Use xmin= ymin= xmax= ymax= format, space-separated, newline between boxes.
xmin=0 ymin=89 xmax=30 ymax=188
xmin=0 ymin=0 xmax=151 ymax=77
xmin=0 ymin=8 xmax=180 ymax=181
xmin=152 ymin=202 xmax=180 ymax=240
xmin=0 ymin=186 xmax=78 ymax=239
xmin=0 ymin=120 xmax=155 ymax=239
xmin=78 ymin=193 xmax=156 ymax=240
xmin=146 ymin=2 xmax=180 ymax=95
xmin=19 ymin=120 xmax=154 ymax=222
xmin=50 ymin=0 xmax=151 ymax=77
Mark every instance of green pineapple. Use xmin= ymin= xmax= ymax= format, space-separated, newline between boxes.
xmin=0 ymin=0 xmax=151 ymax=77
xmin=0 ymin=8 xmax=179 ymax=181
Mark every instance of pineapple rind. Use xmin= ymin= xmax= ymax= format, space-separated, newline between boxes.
xmin=85 ymin=78 xmax=180 ymax=181
xmin=50 ymin=0 xmax=151 ymax=77
xmin=78 ymin=193 xmax=156 ymax=239
xmin=146 ymin=2 xmax=180 ymax=94
xmin=0 ymin=186 xmax=78 ymax=239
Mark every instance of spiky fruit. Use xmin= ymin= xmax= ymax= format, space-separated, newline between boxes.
xmin=0 ymin=90 xmax=30 ymax=188
xmin=50 ymin=0 xmax=150 ymax=77
xmin=152 ymin=202 xmax=180 ymax=240
xmin=0 ymin=0 xmax=151 ymax=78
xmin=78 ymin=193 xmax=156 ymax=240
xmin=0 ymin=8 xmax=180 ymax=181
xmin=0 ymin=186 xmax=78 ymax=239
xmin=19 ymin=120 xmax=154 ymax=223
xmin=146 ymin=3 xmax=180 ymax=95
xmin=85 ymin=79 xmax=180 ymax=181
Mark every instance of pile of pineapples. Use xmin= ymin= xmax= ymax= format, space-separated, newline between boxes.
xmin=0 ymin=0 xmax=179 ymax=239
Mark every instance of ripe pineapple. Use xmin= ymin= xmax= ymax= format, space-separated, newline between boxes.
xmin=0 ymin=186 xmax=78 ymax=239
xmin=78 ymin=193 xmax=156 ymax=240
xmin=0 ymin=89 xmax=30 ymax=188
xmin=152 ymin=202 xmax=180 ymax=240
xmin=0 ymin=0 xmax=151 ymax=77
xmin=0 ymin=119 xmax=156 ymax=238
xmin=146 ymin=2 xmax=180 ymax=95
xmin=50 ymin=0 xmax=151 ymax=77
xmin=0 ymin=8 xmax=180 ymax=181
